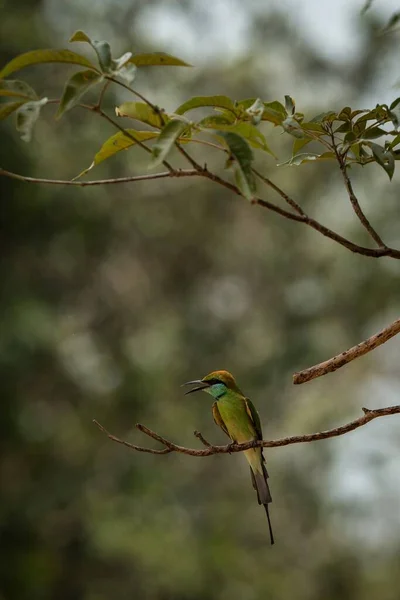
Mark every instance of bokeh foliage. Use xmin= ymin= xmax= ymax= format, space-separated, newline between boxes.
xmin=1 ymin=2 xmax=400 ymax=600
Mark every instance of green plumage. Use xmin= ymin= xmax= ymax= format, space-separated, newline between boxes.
xmin=184 ymin=370 xmax=274 ymax=545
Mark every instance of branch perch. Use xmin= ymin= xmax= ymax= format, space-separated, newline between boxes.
xmin=93 ymin=404 xmax=400 ymax=457
xmin=293 ymin=316 xmax=400 ymax=384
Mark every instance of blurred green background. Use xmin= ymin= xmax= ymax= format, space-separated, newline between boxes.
xmin=1 ymin=1 xmax=400 ymax=599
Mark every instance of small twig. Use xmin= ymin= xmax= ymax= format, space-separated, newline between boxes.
xmin=95 ymin=80 xmax=111 ymax=110
xmin=135 ymin=423 xmax=181 ymax=450
xmin=194 ymin=430 xmax=212 ymax=447
xmin=93 ymin=107 xmax=175 ymax=173
xmin=340 ymin=160 xmax=386 ymax=247
xmin=94 ymin=405 xmax=400 ymax=457
xmin=175 ymin=142 xmax=203 ymax=170
xmin=251 ymin=169 xmax=400 ymax=258
xmin=253 ymin=168 xmax=306 ymax=216
xmin=331 ymin=131 xmax=387 ymax=248
xmin=106 ymin=76 xmax=161 ymax=114
xmin=293 ymin=316 xmax=400 ymax=384
xmin=0 ymin=167 xmax=199 ymax=186
xmin=93 ymin=420 xmax=172 ymax=454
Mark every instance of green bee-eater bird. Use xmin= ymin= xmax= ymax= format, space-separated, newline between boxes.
xmin=183 ymin=370 xmax=274 ymax=545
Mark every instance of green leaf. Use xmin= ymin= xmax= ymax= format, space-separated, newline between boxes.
xmin=362 ymin=126 xmax=386 ymax=139
xmin=0 ymin=49 xmax=97 ymax=79
xmin=356 ymin=108 xmax=379 ymax=123
xmin=335 ymin=122 xmax=352 ymax=133
xmin=370 ymin=142 xmax=395 ymax=179
xmin=151 ymin=119 xmax=188 ymax=166
xmin=245 ymin=98 xmax=265 ymax=125
xmin=236 ymin=98 xmax=258 ymax=110
xmin=292 ymin=137 xmax=312 ymax=155
xmin=111 ymin=52 xmax=132 ymax=70
xmin=74 ymin=129 xmax=159 ymax=179
xmin=389 ymin=104 xmax=400 ymax=129
xmin=209 ymin=122 xmax=275 ymax=155
xmin=115 ymin=63 xmax=137 ymax=84
xmin=389 ymin=133 xmax=400 ymax=149
xmin=175 ymin=95 xmax=235 ymax=116
xmin=301 ymin=122 xmax=325 ymax=133
xmin=338 ymin=106 xmax=352 ymax=120
xmin=57 ymin=70 xmax=102 ymax=118
xmin=381 ymin=10 xmax=400 ymax=33
xmin=284 ymin=95 xmax=295 ymax=115
xmin=129 ymin=52 xmax=191 ymax=67
xmin=310 ymin=111 xmax=337 ymax=123
xmin=69 ymin=30 xmax=92 ymax=43
xmin=236 ymin=99 xmax=286 ymax=124
xmin=69 ymin=30 xmax=113 ymax=73
xmin=351 ymin=109 xmax=368 ymax=119
xmin=350 ymin=143 xmax=361 ymax=160
xmin=16 ymin=97 xmax=48 ymax=142
xmin=372 ymin=105 xmax=388 ymax=120
xmin=279 ymin=152 xmax=335 ymax=166
xmin=218 ymin=131 xmax=255 ymax=199
xmin=0 ymin=100 xmax=26 ymax=120
xmin=116 ymin=102 xmax=165 ymax=129
xmin=91 ymin=40 xmax=112 ymax=72
xmin=353 ymin=120 xmax=367 ymax=136
xmin=262 ymin=101 xmax=287 ymax=125
xmin=344 ymin=131 xmax=357 ymax=143
xmin=282 ymin=116 xmax=305 ymax=138
xmin=197 ymin=115 xmax=236 ymax=128
xmin=110 ymin=52 xmax=137 ymax=83
xmin=0 ymin=79 xmax=37 ymax=100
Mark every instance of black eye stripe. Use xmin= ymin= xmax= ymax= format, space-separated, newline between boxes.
xmin=207 ymin=378 xmax=224 ymax=386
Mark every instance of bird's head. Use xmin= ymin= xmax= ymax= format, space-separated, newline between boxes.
xmin=183 ymin=370 xmax=242 ymax=399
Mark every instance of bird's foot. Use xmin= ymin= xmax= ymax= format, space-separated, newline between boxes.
xmin=227 ymin=442 xmax=237 ymax=454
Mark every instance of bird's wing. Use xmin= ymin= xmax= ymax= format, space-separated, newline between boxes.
xmin=245 ymin=397 xmax=270 ymax=474
xmin=244 ymin=397 xmax=263 ymax=441
xmin=212 ymin=401 xmax=231 ymax=439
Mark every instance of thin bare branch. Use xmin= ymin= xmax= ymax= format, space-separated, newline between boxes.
xmin=253 ymin=168 xmax=306 ymax=216
xmin=0 ymin=167 xmax=199 ymax=186
xmin=175 ymin=142 xmax=203 ymax=170
xmin=293 ymin=317 xmax=400 ymax=384
xmin=2 ymin=161 xmax=400 ymax=258
xmin=94 ymin=404 xmax=400 ymax=457
xmin=331 ymin=132 xmax=387 ymax=247
xmin=93 ymin=420 xmax=172 ymax=454
xmin=106 ymin=76 xmax=161 ymax=114
xmin=194 ymin=430 xmax=213 ymax=447
xmin=95 ymin=80 xmax=111 ymax=110
xmin=252 ymin=166 xmax=400 ymax=258
xmin=340 ymin=161 xmax=386 ymax=247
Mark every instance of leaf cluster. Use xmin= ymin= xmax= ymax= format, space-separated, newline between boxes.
xmin=1 ymin=32 xmax=400 ymax=198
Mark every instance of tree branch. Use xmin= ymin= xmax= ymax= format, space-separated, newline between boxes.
xmin=0 ymin=167 xmax=201 ymax=186
xmin=2 ymin=159 xmax=400 ymax=258
xmin=293 ymin=317 xmax=400 ymax=384
xmin=331 ymin=132 xmax=387 ymax=248
xmin=253 ymin=168 xmax=306 ymax=216
xmin=93 ymin=404 xmax=400 ymax=457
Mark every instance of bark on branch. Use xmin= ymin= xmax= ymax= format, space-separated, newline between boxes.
xmin=93 ymin=404 xmax=400 ymax=457
xmin=293 ymin=317 xmax=400 ymax=384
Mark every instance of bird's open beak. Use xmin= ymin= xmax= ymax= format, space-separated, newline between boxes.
xmin=182 ymin=380 xmax=210 ymax=395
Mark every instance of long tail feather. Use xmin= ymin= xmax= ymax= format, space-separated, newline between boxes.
xmin=264 ymin=504 xmax=275 ymax=546
xmin=250 ymin=466 xmax=274 ymax=545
